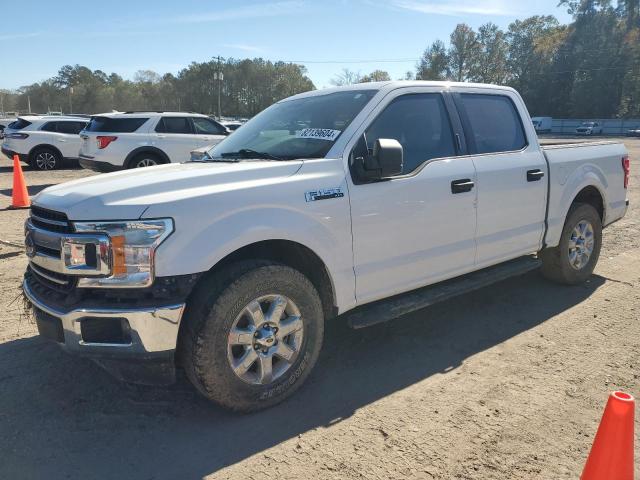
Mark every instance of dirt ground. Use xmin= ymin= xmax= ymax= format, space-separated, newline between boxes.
xmin=0 ymin=138 xmax=638 ymax=479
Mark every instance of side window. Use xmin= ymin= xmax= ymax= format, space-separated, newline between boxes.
xmin=156 ymin=117 xmax=192 ymax=134
xmin=57 ymin=121 xmax=87 ymax=134
xmin=41 ymin=122 xmax=58 ymax=132
xmin=192 ymin=117 xmax=226 ymax=135
xmin=457 ymin=94 xmax=526 ymax=154
xmin=364 ymin=93 xmax=456 ymax=175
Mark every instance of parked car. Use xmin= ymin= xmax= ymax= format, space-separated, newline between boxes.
xmin=531 ymin=116 xmax=552 ymax=133
xmin=576 ymin=121 xmax=603 ymax=135
xmin=222 ymin=120 xmax=244 ymax=131
xmin=78 ymin=112 xmax=229 ymax=171
xmin=23 ymin=81 xmax=629 ymax=412
xmin=1 ymin=115 xmax=88 ymax=169
xmin=626 ymin=127 xmax=640 ymax=137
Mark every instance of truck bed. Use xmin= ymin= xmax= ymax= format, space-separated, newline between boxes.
xmin=539 ymin=139 xmax=620 ymax=148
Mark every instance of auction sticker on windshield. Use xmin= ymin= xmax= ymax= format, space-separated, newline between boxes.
xmin=296 ymin=128 xmax=341 ymax=141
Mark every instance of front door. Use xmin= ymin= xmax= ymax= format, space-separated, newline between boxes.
xmin=348 ymin=90 xmax=478 ymax=305
xmin=153 ymin=116 xmax=200 ymax=162
xmin=56 ymin=121 xmax=87 ymax=159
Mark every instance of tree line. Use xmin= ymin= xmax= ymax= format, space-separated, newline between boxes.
xmin=1 ymin=0 xmax=639 ymax=119
xmin=411 ymin=0 xmax=640 ymax=117
xmin=0 ymin=58 xmax=314 ymax=118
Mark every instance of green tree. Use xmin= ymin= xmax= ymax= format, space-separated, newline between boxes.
xmin=470 ymin=23 xmax=509 ymax=84
xmin=361 ymin=70 xmax=392 ymax=82
xmin=449 ymin=24 xmax=479 ymax=81
xmin=416 ymin=40 xmax=449 ymax=80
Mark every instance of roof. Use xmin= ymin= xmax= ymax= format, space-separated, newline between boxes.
xmin=18 ymin=115 xmax=89 ymax=122
xmin=281 ymin=80 xmax=517 ymax=103
xmin=92 ymin=111 xmax=209 ymax=118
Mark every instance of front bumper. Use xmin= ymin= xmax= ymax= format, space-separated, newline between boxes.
xmin=23 ymin=277 xmax=185 ymax=384
xmin=79 ymin=156 xmax=122 ymax=172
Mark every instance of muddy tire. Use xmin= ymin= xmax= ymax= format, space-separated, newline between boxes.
xmin=180 ymin=260 xmax=324 ymax=412
xmin=540 ymin=203 xmax=602 ymax=285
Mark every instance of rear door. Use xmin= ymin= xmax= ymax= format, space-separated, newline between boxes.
xmin=452 ymin=89 xmax=547 ymax=267
xmin=153 ymin=117 xmax=198 ymax=162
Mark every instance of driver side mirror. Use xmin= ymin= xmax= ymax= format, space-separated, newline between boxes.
xmin=361 ymin=138 xmax=403 ymax=180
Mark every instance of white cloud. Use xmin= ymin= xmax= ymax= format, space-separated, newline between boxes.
xmin=167 ymin=1 xmax=305 ymax=25
xmin=222 ymin=43 xmax=264 ymax=53
xmin=390 ymin=0 xmax=518 ymax=17
xmin=0 ymin=32 xmax=43 ymax=41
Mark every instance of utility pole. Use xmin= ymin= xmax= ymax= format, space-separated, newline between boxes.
xmin=0 ymin=92 xmax=4 ymax=117
xmin=69 ymin=87 xmax=73 ymax=114
xmin=215 ymin=55 xmax=223 ymax=120
xmin=27 ymin=96 xmax=31 ymax=114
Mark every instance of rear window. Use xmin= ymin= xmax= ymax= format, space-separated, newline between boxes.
xmin=8 ymin=118 xmax=32 ymax=130
xmin=457 ymin=94 xmax=527 ymax=154
xmin=86 ymin=117 xmax=148 ymax=133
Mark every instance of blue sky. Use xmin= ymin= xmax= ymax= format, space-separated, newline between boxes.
xmin=1 ymin=0 xmax=572 ymax=90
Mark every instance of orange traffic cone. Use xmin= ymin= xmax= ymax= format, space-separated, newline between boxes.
xmin=581 ymin=391 xmax=635 ymax=480
xmin=9 ymin=154 xmax=30 ymax=209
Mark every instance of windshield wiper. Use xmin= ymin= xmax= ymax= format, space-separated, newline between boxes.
xmin=220 ymin=149 xmax=284 ymax=160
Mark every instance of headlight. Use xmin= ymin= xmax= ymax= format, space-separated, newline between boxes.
xmin=72 ymin=219 xmax=173 ymax=288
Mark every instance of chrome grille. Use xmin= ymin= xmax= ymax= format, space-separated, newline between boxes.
xmin=27 ymin=265 xmax=77 ymax=293
xmin=26 ymin=206 xmax=107 ymax=292
xmin=29 ymin=205 xmax=72 ymax=233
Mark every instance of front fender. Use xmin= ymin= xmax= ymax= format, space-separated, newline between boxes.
xmin=153 ymin=204 xmax=355 ymax=312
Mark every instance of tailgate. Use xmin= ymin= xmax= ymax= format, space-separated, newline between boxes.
xmin=80 ymin=133 xmax=98 ymax=157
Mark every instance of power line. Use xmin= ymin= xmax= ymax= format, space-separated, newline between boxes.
xmin=284 ymin=58 xmax=418 ymax=64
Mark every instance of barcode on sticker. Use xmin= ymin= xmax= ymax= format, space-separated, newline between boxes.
xmin=297 ymin=128 xmax=341 ymax=141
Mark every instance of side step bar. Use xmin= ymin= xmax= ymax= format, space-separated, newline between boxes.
xmin=345 ymin=255 xmax=541 ymax=329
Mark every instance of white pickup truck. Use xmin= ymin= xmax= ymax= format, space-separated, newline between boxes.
xmin=22 ymin=81 xmax=630 ymax=412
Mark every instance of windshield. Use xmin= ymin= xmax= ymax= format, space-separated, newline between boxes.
xmin=207 ymin=90 xmax=377 ymax=160
xmin=582 ymin=122 xmax=595 ymax=127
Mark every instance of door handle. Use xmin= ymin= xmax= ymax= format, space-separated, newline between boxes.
xmin=451 ymin=178 xmax=474 ymax=194
xmin=157 ymin=135 xmax=166 ymax=139
xmin=527 ymin=169 xmax=545 ymax=182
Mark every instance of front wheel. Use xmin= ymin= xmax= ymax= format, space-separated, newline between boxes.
xmin=540 ymin=203 xmax=602 ymax=285
xmin=180 ymin=261 xmax=324 ymax=412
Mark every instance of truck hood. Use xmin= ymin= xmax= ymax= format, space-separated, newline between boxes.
xmin=33 ymin=160 xmax=303 ymax=220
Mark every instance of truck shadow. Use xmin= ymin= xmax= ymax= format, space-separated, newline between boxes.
xmin=0 ymin=271 xmax=605 ymax=479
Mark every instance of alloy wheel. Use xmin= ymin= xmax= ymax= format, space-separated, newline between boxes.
xmin=227 ymin=294 xmax=304 ymax=385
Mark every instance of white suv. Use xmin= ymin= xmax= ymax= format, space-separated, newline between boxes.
xmin=1 ymin=116 xmax=89 ymax=170
xmin=78 ymin=112 xmax=229 ymax=171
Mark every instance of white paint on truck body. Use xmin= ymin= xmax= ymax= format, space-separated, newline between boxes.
xmin=33 ymin=81 xmax=629 ymax=316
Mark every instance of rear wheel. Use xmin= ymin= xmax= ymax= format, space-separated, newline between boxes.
xmin=180 ymin=261 xmax=324 ymax=412
xmin=31 ymin=148 xmax=61 ymax=170
xmin=540 ymin=203 xmax=602 ymax=285
xmin=130 ymin=153 xmax=162 ymax=168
